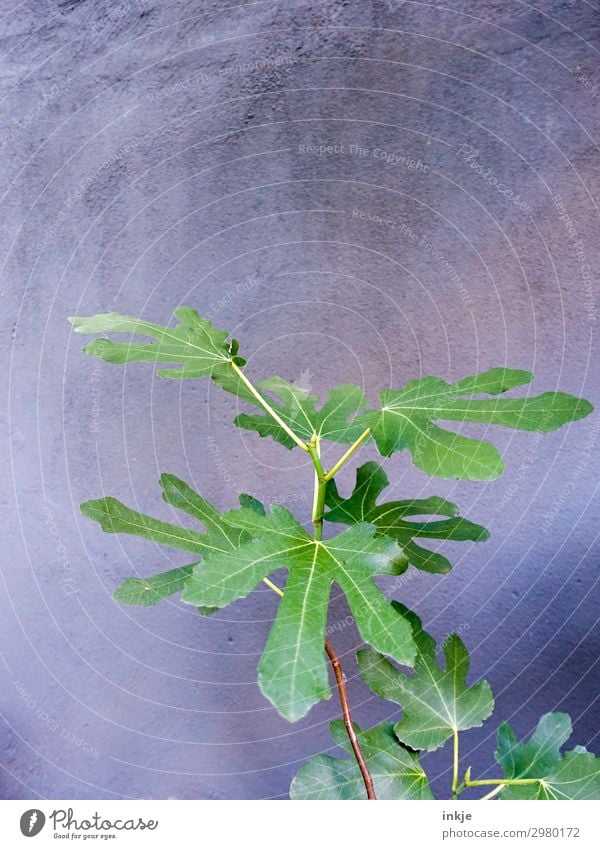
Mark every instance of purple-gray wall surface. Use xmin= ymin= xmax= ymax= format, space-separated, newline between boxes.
xmin=1 ymin=0 xmax=598 ymax=800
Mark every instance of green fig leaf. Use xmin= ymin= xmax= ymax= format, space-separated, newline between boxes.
xmin=356 ymin=368 xmax=593 ymax=479
xmin=325 ymin=461 xmax=489 ymax=573
xmin=358 ymin=603 xmax=494 ymax=751
xmin=181 ymin=505 xmax=416 ymax=721
xmin=496 ymin=713 xmax=600 ymax=800
xmin=69 ymin=307 xmax=244 ymax=378
xmin=290 ymin=721 xmax=433 ymax=800
xmin=82 ymin=478 xmax=416 ymax=722
xmin=231 ymin=376 xmax=369 ymax=449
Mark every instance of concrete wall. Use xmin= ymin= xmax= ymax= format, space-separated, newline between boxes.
xmin=1 ymin=0 xmax=598 ymax=799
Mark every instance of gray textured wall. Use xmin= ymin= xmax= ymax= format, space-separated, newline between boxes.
xmin=1 ymin=0 xmax=598 ymax=800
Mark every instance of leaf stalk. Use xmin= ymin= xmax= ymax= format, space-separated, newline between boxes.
xmin=230 ymin=362 xmax=309 ymax=452
xmin=479 ymin=785 xmax=504 ymax=801
xmin=308 ymin=435 xmax=327 ymax=540
xmin=451 ymin=728 xmax=460 ymax=797
xmin=466 ymin=777 xmax=540 ymax=787
xmin=323 ymin=428 xmax=371 ymax=481
xmin=453 ymin=764 xmax=542 ymax=799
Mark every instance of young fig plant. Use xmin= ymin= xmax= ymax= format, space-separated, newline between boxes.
xmin=70 ymin=307 xmax=596 ymax=800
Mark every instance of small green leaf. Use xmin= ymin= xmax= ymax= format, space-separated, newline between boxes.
xmin=69 ymin=307 xmax=244 ymax=378
xmin=230 ymin=376 xmax=369 ymax=448
xmin=181 ymin=506 xmax=416 ymax=721
xmin=496 ymin=713 xmax=600 ymax=800
xmin=356 ymin=368 xmax=593 ymax=479
xmin=290 ymin=721 xmax=433 ymax=800
xmin=358 ymin=603 xmax=494 ymax=751
xmin=325 ymin=461 xmax=489 ymax=573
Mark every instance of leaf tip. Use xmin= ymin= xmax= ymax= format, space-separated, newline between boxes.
xmin=112 ymin=579 xmax=138 ymax=606
xmin=79 ymin=498 xmax=97 ymax=517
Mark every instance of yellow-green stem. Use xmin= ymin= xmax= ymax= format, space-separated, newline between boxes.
xmin=480 ymin=785 xmax=504 ymax=801
xmin=308 ymin=435 xmax=327 ymax=540
xmin=323 ymin=428 xmax=371 ymax=481
xmin=230 ymin=361 xmax=309 ymax=452
xmin=262 ymin=577 xmax=284 ymax=598
xmin=452 ymin=729 xmax=460 ymax=797
xmin=466 ymin=778 xmax=540 ymax=787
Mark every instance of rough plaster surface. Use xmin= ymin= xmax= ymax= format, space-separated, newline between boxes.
xmin=1 ymin=0 xmax=598 ymax=799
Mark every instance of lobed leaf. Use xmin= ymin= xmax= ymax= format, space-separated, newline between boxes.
xmin=69 ymin=307 xmax=244 ymax=378
xmin=496 ymin=712 xmax=572 ymax=780
xmin=81 ymin=476 xmax=255 ymax=606
xmin=355 ymin=368 xmax=593 ymax=480
xmin=230 ymin=376 xmax=369 ymax=448
xmin=70 ymin=310 xmax=375 ymax=452
xmin=82 ymin=476 xmax=416 ymax=721
xmin=495 ymin=713 xmax=600 ymax=800
xmin=324 ymin=461 xmax=489 ymax=573
xmin=181 ymin=506 xmax=417 ymax=721
xmin=358 ymin=603 xmax=494 ymax=751
xmin=290 ymin=721 xmax=433 ymax=800
xmin=81 ymin=496 xmax=211 ymax=556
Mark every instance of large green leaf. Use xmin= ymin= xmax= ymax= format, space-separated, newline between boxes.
xmin=231 ymin=376 xmax=368 ymax=448
xmin=290 ymin=721 xmax=433 ymax=800
xmin=356 ymin=368 xmax=593 ymax=479
xmin=69 ymin=307 xmax=244 ymax=378
xmin=82 ymin=477 xmax=416 ymax=721
xmin=181 ymin=506 xmax=416 ymax=721
xmin=496 ymin=714 xmax=600 ymax=800
xmin=324 ymin=461 xmax=489 ymax=573
xmin=358 ymin=603 xmax=494 ymax=751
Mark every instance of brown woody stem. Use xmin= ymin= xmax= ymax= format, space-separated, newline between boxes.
xmin=325 ymin=640 xmax=377 ymax=800
xmin=263 ymin=578 xmax=377 ymax=799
